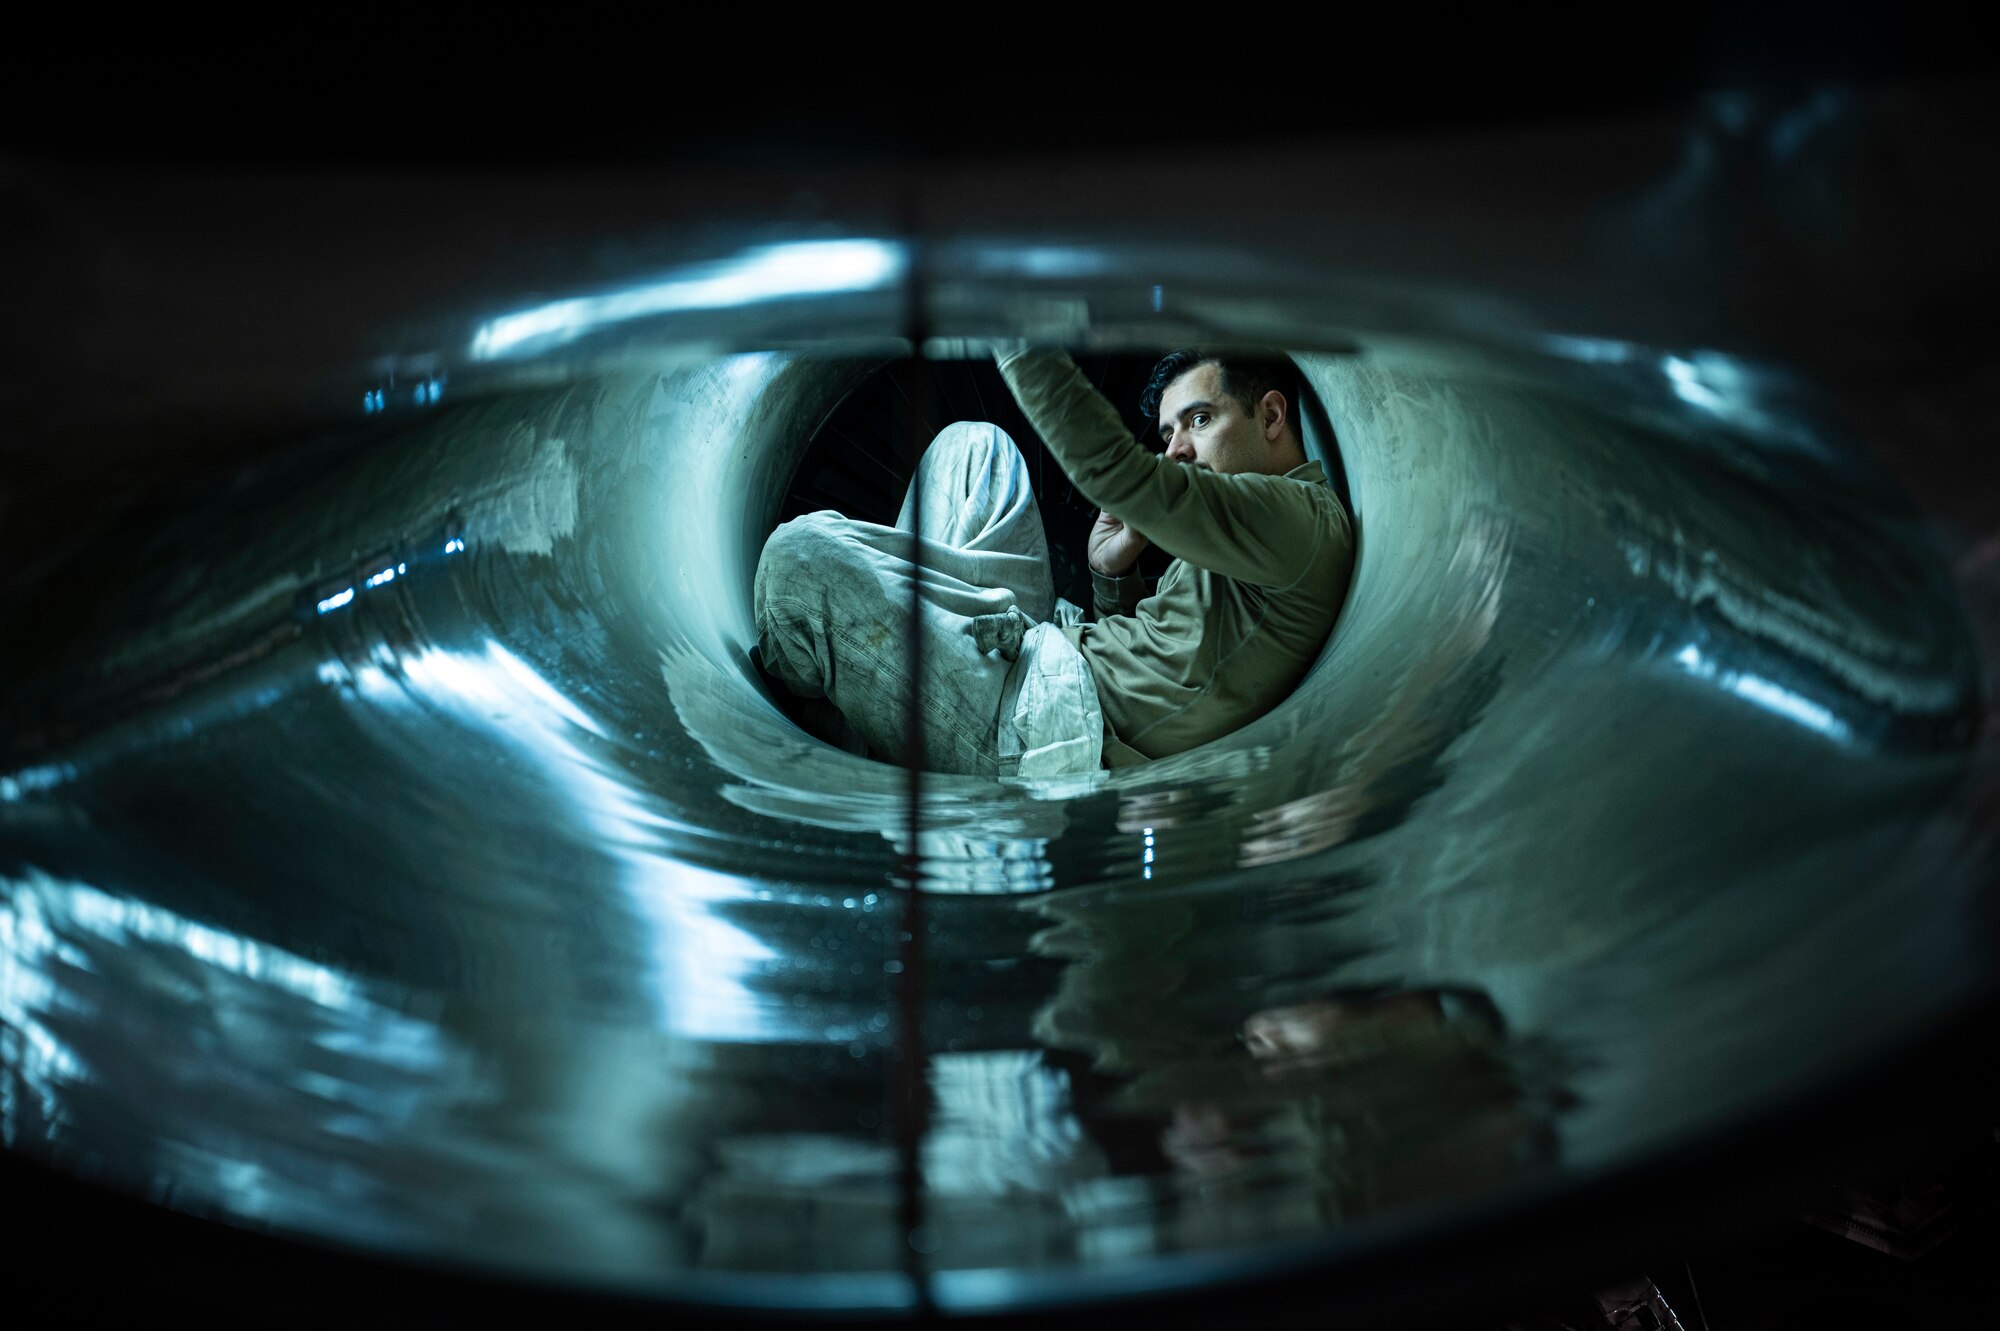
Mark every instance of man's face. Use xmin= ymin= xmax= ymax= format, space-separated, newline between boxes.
xmin=1156 ymin=362 xmax=1284 ymax=475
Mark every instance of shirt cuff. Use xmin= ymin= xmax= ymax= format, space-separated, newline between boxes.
xmin=1090 ymin=566 xmax=1144 ymax=616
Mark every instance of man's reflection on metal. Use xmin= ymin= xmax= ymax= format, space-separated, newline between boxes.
xmin=1164 ymin=987 xmax=1563 ymax=1221
xmin=1027 ymin=848 xmax=1571 ymax=1246
xmin=1028 ymin=903 xmax=1572 ymax=1247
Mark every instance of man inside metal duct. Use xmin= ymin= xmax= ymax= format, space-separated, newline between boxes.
xmin=753 ymin=346 xmax=1353 ymax=774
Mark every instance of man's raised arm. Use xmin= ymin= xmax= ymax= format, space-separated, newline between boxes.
xmin=995 ymin=346 xmax=1327 ymax=589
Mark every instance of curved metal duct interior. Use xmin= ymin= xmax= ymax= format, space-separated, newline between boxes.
xmin=1 ymin=189 xmax=1994 ymax=1313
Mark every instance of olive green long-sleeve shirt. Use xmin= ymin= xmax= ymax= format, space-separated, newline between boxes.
xmin=996 ymin=348 xmax=1354 ymax=765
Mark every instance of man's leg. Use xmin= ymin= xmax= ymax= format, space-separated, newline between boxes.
xmin=894 ymin=420 xmax=1054 ymax=626
xmin=755 ymin=421 xmax=1051 ymax=775
xmin=904 ymin=422 xmax=1102 ymax=776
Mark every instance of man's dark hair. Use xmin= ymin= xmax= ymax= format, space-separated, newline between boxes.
xmin=1140 ymin=349 xmax=1301 ymax=436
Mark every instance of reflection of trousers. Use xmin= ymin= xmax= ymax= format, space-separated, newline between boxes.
xmin=755 ymin=422 xmax=1103 ymax=777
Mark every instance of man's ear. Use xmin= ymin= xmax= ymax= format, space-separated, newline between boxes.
xmin=1260 ymin=390 xmax=1289 ymax=443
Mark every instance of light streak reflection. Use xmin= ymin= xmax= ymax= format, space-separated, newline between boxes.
xmin=0 ymin=866 xmax=448 ymax=1153
xmin=468 ymin=240 xmax=906 ymax=362
xmin=1673 ymin=643 xmax=1850 ymax=742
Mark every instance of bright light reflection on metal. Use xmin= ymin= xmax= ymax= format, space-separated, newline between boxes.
xmin=321 ymin=553 xmax=430 ymax=616
xmin=966 ymin=244 xmax=1111 ymax=280
xmin=923 ymin=1051 xmax=1093 ymax=1196
xmin=346 ymin=641 xmax=604 ymax=740
xmin=481 ymin=641 xmax=604 ymax=736
xmin=1665 ymin=354 xmax=1728 ymax=413
xmin=1728 ymin=675 xmax=1848 ymax=738
xmin=467 ymin=239 xmax=906 ymax=361
xmin=1540 ymin=334 xmax=1638 ymax=365
xmin=1674 ymin=643 xmax=1850 ymax=741
xmin=61 ymin=876 xmax=361 ymax=1007
xmin=0 ymin=764 xmax=72 ymax=803
xmin=341 ymin=640 xmax=776 ymax=1040
xmin=2 ymin=866 xmax=449 ymax=1155
xmin=0 ymin=878 xmax=86 ymax=1145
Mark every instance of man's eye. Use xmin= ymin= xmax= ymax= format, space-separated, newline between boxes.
xmin=1192 ymin=413 xmax=1209 ymax=427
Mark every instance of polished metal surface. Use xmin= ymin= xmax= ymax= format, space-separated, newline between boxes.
xmin=3 ymin=81 xmax=1997 ymax=1316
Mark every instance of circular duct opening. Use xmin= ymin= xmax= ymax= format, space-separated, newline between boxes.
xmin=756 ymin=353 xmax=1356 ymax=764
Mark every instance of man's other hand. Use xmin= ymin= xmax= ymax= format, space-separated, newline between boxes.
xmin=1088 ymin=509 xmax=1149 ymax=576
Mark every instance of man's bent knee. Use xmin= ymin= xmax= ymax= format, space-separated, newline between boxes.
xmin=756 ymin=512 xmax=853 ymax=611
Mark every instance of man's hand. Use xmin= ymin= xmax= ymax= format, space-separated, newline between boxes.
xmin=1088 ymin=509 xmax=1149 ymax=576
xmin=925 ymin=338 xmax=1029 ymax=362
